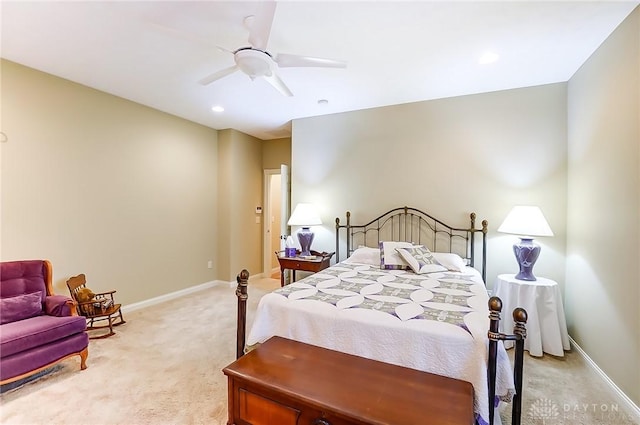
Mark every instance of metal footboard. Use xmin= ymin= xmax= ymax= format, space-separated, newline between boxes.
xmin=488 ymin=296 xmax=528 ymax=425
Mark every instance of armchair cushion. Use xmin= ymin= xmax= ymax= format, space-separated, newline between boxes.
xmin=45 ymin=295 xmax=73 ymax=317
xmin=0 ymin=315 xmax=87 ymax=358
xmin=0 ymin=292 xmax=43 ymax=325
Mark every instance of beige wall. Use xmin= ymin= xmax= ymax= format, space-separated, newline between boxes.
xmin=292 ymin=84 xmax=568 ymax=288
xmin=217 ymin=129 xmax=263 ymax=281
xmin=1 ymin=59 xmax=219 ymax=305
xmin=1 ymin=60 xmax=291 ymax=292
xmin=566 ymin=6 xmax=639 ymax=406
xmin=263 ymin=137 xmax=291 ymax=170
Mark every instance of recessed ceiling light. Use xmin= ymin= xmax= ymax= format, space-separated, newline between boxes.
xmin=478 ymin=51 xmax=499 ymax=65
xmin=317 ymin=99 xmax=329 ymax=105
xmin=211 ymin=105 xmax=224 ymax=112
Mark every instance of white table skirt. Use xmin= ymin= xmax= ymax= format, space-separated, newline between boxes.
xmin=493 ymin=274 xmax=570 ymax=357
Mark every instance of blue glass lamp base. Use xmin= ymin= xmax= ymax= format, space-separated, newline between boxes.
xmin=513 ymin=238 xmax=540 ymax=281
xmin=297 ymin=227 xmax=315 ymax=257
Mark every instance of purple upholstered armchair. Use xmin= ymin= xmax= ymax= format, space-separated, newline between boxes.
xmin=0 ymin=259 xmax=89 ymax=385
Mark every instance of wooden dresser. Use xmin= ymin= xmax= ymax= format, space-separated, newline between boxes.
xmin=223 ymin=336 xmax=474 ymax=425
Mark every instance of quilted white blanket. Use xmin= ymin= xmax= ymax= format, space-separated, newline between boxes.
xmin=247 ymin=262 xmax=514 ymax=425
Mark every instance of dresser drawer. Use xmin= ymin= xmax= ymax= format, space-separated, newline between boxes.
xmin=230 ymin=380 xmax=359 ymax=425
xmin=238 ymin=389 xmax=300 ymax=425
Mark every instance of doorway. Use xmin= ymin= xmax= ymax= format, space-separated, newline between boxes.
xmin=263 ymin=165 xmax=289 ymax=278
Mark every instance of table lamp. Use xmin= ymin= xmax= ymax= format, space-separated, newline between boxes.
xmin=287 ymin=203 xmax=322 ymax=257
xmin=497 ymin=206 xmax=553 ymax=281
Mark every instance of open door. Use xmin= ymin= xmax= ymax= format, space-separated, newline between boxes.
xmin=280 ymin=164 xmax=290 ymax=251
xmin=262 ymin=165 xmax=290 ymax=278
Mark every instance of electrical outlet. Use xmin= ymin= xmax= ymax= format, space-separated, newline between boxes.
xmin=207 ymin=260 xmax=213 ymax=269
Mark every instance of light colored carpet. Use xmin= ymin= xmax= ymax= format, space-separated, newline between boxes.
xmin=0 ymin=279 xmax=277 ymax=425
xmin=500 ymin=349 xmax=639 ymax=425
xmin=1 ymin=277 xmax=637 ymax=425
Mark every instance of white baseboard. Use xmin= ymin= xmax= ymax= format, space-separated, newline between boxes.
xmin=218 ymin=274 xmax=267 ymax=289
xmin=569 ymin=336 xmax=640 ymax=422
xmin=122 ymin=280 xmax=226 ymax=313
xmin=122 ymin=273 xmax=272 ymax=312
xmin=253 ymin=268 xmax=279 ymax=280
xmin=226 ymin=272 xmax=270 ymax=287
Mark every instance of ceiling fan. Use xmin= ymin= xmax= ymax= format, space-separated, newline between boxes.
xmin=198 ymin=1 xmax=346 ymax=96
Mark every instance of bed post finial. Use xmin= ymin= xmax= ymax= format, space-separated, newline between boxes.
xmin=470 ymin=212 xmax=476 ymax=228
xmin=513 ymin=308 xmax=528 ymax=327
xmin=236 ymin=269 xmax=249 ymax=359
xmin=482 ymin=219 xmax=488 ymax=234
xmin=488 ymin=296 xmax=502 ymax=315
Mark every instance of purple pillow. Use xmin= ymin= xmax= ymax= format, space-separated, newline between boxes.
xmin=0 ymin=292 xmax=43 ymax=324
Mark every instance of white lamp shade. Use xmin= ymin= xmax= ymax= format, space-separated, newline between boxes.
xmin=497 ymin=206 xmax=553 ymax=237
xmin=287 ymin=203 xmax=322 ymax=227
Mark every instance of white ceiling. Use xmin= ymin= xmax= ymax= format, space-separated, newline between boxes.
xmin=2 ymin=1 xmax=638 ymax=140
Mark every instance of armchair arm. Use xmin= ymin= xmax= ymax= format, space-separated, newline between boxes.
xmin=67 ymin=299 xmax=80 ymax=316
xmin=45 ymin=295 xmax=75 ymax=317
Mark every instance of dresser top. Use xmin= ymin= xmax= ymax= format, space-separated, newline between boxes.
xmin=224 ymin=336 xmax=474 ymax=425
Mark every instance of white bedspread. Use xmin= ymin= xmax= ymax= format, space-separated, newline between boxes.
xmin=247 ymin=262 xmax=514 ymax=425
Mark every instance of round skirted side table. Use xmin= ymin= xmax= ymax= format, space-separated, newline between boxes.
xmin=493 ymin=274 xmax=570 ymax=357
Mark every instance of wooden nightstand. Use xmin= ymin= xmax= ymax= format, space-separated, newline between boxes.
xmin=275 ymin=250 xmax=335 ymax=287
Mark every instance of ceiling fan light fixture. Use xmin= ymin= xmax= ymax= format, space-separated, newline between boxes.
xmin=235 ymin=49 xmax=273 ymax=78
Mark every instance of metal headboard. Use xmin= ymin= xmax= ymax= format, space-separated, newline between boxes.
xmin=335 ymin=206 xmax=488 ymax=282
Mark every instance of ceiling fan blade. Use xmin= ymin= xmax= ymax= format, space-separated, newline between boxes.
xmin=263 ymin=72 xmax=293 ymax=97
xmin=275 ymin=53 xmax=347 ymax=69
xmin=216 ymin=45 xmax=235 ymax=55
xmin=199 ymin=65 xmax=239 ymax=86
xmin=247 ymin=1 xmax=276 ymax=50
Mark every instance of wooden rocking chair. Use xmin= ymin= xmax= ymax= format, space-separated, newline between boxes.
xmin=66 ymin=274 xmax=125 ymax=339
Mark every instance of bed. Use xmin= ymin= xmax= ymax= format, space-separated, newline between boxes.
xmin=237 ymin=206 xmax=526 ymax=425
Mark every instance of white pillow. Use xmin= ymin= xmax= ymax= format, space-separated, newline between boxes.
xmin=344 ymin=246 xmax=381 ymax=265
xmin=432 ymin=252 xmax=467 ymax=272
xmin=395 ymin=245 xmax=448 ymax=274
xmin=379 ymin=241 xmax=413 ymax=270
